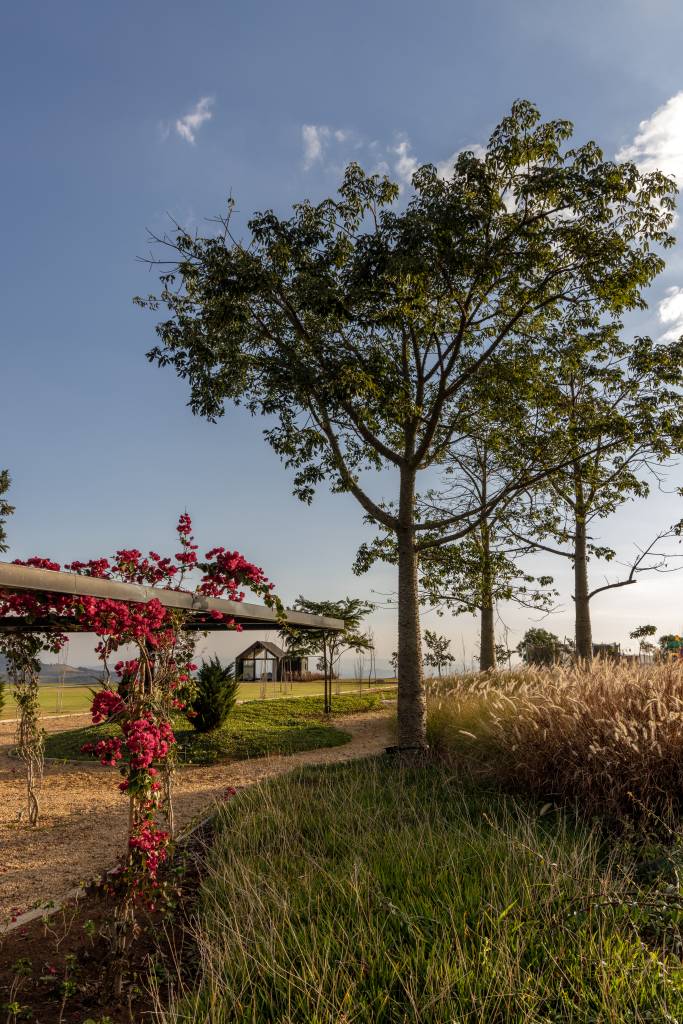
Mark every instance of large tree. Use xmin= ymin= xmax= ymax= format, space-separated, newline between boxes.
xmin=513 ymin=327 xmax=683 ymax=661
xmin=138 ymin=101 xmax=675 ymax=748
xmin=0 ymin=470 xmax=14 ymax=554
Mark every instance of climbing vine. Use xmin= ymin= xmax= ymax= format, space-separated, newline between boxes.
xmin=0 ymin=514 xmax=280 ymax=930
xmin=3 ymin=633 xmax=44 ymax=825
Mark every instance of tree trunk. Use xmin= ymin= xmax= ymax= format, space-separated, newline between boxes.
xmin=574 ymin=515 xmax=593 ymax=664
xmin=479 ymin=520 xmax=496 ymax=671
xmin=479 ymin=603 xmax=496 ymax=671
xmin=396 ymin=468 xmax=427 ymax=749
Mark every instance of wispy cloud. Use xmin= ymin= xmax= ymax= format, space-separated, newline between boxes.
xmin=657 ymin=285 xmax=683 ymax=341
xmin=299 ymin=123 xmax=488 ymax=190
xmin=302 ymin=124 xmax=330 ymax=168
xmin=175 ymin=96 xmax=214 ymax=145
xmin=616 ymin=92 xmax=683 ymax=184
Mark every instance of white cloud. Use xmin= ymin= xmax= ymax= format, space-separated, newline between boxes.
xmin=175 ymin=96 xmax=214 ymax=144
xmin=302 ymin=124 xmax=330 ymax=168
xmin=393 ymin=136 xmax=419 ymax=187
xmin=657 ymin=285 xmax=683 ymax=340
xmin=616 ymin=92 xmax=683 ymax=185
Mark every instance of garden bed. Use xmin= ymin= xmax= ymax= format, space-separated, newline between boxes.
xmin=43 ymin=692 xmax=391 ymax=763
xmin=0 ymin=818 xmax=212 ymax=1024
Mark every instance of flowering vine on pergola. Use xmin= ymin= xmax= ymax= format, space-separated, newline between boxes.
xmin=0 ymin=516 xmax=342 ymax=979
xmin=0 ymin=560 xmax=344 ymax=635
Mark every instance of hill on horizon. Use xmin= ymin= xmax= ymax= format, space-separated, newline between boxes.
xmin=0 ymin=654 xmax=105 ymax=685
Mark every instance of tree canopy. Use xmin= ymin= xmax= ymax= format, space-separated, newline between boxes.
xmin=513 ymin=326 xmax=683 ymax=660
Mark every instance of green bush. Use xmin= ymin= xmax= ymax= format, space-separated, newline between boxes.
xmin=191 ymin=656 xmax=239 ymax=733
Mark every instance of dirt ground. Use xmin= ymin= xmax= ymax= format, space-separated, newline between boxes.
xmin=0 ymin=710 xmax=395 ymax=924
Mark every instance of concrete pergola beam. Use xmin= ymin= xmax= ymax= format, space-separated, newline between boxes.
xmin=0 ymin=561 xmax=344 ymax=633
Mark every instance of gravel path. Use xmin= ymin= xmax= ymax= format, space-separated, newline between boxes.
xmin=0 ymin=710 xmax=395 ymax=924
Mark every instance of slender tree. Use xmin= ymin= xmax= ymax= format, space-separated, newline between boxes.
xmin=138 ymin=101 xmax=675 ymax=748
xmin=423 ymin=629 xmax=455 ymax=677
xmin=629 ymin=624 xmax=657 ymax=657
xmin=0 ymin=470 xmax=14 ymax=553
xmin=281 ymin=596 xmax=373 ymax=712
xmin=514 ymin=328 xmax=683 ymax=662
xmin=356 ymin=425 xmax=556 ymax=670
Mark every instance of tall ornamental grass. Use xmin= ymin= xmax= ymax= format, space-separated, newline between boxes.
xmin=153 ymin=760 xmax=683 ymax=1023
xmin=427 ymin=661 xmax=683 ymax=822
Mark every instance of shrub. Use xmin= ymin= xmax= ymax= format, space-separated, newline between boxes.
xmin=191 ymin=657 xmax=239 ymax=733
xmin=427 ymin=661 xmax=683 ymax=824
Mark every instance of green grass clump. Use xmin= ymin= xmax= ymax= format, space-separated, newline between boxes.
xmin=156 ymin=759 xmax=683 ymax=1023
xmin=44 ymin=692 xmax=388 ymax=764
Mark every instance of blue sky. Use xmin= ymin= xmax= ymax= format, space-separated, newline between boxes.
xmin=3 ymin=0 xmax=683 ymax=670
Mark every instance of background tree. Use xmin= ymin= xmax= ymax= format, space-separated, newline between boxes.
xmin=514 ymin=326 xmax=683 ymax=662
xmin=281 ymin=597 xmax=373 ymax=713
xmin=629 ymin=623 xmax=657 ymax=656
xmin=423 ymin=629 xmax=455 ymax=677
xmin=358 ymin=419 xmax=557 ymax=671
xmin=517 ymin=627 xmax=572 ymax=667
xmin=0 ymin=469 xmax=14 ymax=553
xmin=139 ymin=101 xmax=675 ymax=748
xmin=191 ymin=656 xmax=238 ymax=733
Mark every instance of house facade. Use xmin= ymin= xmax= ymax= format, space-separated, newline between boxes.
xmin=235 ymin=640 xmax=309 ymax=682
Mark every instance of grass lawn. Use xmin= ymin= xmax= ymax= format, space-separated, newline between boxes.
xmin=43 ymin=692 xmax=392 ymax=764
xmin=161 ymin=758 xmax=683 ymax=1023
xmin=0 ymin=684 xmax=99 ymax=719
xmin=0 ymin=680 xmax=396 ymax=720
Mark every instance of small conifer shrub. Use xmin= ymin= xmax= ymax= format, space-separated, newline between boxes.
xmin=191 ymin=656 xmax=239 ymax=733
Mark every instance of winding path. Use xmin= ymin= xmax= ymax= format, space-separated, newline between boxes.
xmin=0 ymin=710 xmax=395 ymax=923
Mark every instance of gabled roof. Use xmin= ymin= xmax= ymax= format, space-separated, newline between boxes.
xmin=236 ymin=640 xmax=288 ymax=660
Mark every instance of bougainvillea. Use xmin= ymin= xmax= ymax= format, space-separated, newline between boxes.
xmin=0 ymin=514 xmax=280 ymax=909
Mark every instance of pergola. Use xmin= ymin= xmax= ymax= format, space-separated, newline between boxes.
xmin=0 ymin=560 xmax=344 ymax=712
xmin=0 ymin=560 xmax=344 ymax=635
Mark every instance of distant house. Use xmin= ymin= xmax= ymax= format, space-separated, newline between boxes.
xmin=235 ymin=641 xmax=309 ymax=682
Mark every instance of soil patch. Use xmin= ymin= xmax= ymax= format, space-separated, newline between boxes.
xmin=0 ymin=820 xmax=213 ymax=1024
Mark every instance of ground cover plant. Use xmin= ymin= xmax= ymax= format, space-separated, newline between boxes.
xmin=153 ymin=758 xmax=683 ymax=1023
xmin=44 ymin=692 xmax=389 ymax=764
xmin=427 ymin=661 xmax=683 ymax=824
